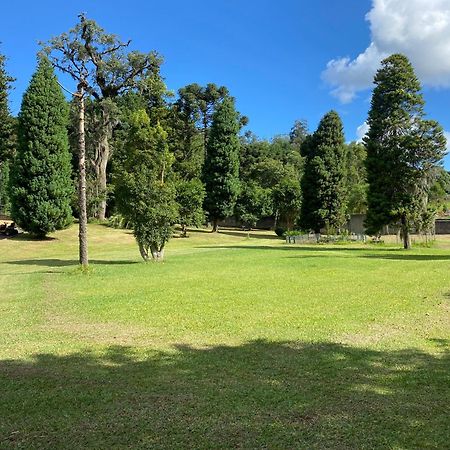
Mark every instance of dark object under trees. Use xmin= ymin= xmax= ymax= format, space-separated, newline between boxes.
xmin=364 ymin=54 xmax=446 ymax=249
xmin=203 ymin=97 xmax=241 ymax=232
xmin=9 ymin=57 xmax=73 ymax=238
xmin=300 ymin=111 xmax=347 ymax=233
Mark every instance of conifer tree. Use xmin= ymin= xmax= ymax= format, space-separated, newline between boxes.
xmin=0 ymin=52 xmax=15 ymax=214
xmin=203 ymin=97 xmax=240 ymax=232
xmin=365 ymin=54 xmax=446 ymax=248
xmin=10 ymin=57 xmax=73 ymax=237
xmin=300 ymin=111 xmax=347 ymax=233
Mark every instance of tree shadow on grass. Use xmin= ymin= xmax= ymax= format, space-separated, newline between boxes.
xmin=215 ymin=230 xmax=282 ymax=240
xmin=200 ymin=245 xmax=450 ymax=261
xmin=0 ymin=340 xmax=448 ymax=449
xmin=2 ymin=234 xmax=57 ymax=242
xmin=6 ymin=259 xmax=138 ymax=268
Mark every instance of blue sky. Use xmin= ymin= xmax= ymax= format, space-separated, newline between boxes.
xmin=2 ymin=0 xmax=450 ymax=166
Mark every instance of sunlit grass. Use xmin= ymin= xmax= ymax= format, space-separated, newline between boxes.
xmin=0 ymin=224 xmax=449 ymax=448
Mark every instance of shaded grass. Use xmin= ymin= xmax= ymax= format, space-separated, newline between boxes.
xmin=0 ymin=224 xmax=449 ymax=448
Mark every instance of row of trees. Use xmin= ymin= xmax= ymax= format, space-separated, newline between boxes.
xmin=0 ymin=16 xmax=448 ymax=263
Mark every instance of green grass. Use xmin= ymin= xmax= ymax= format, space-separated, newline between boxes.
xmin=1 ymin=224 xmax=449 ymax=449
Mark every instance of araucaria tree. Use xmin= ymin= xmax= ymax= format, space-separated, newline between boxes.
xmin=365 ymin=54 xmax=446 ymax=249
xmin=300 ymin=111 xmax=347 ymax=233
xmin=203 ymin=97 xmax=240 ymax=231
xmin=115 ymin=110 xmax=178 ymax=261
xmin=10 ymin=57 xmax=73 ymax=237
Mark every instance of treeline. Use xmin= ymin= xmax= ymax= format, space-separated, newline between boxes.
xmin=1 ymin=17 xmax=449 ymax=262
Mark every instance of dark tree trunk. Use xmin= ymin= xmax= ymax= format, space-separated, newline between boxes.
xmin=181 ymin=223 xmax=187 ymax=238
xmin=78 ymin=87 xmax=89 ymax=268
xmin=401 ymin=214 xmax=411 ymax=250
xmin=211 ymin=219 xmax=219 ymax=233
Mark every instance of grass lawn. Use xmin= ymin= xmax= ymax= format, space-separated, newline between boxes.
xmin=0 ymin=224 xmax=449 ymax=449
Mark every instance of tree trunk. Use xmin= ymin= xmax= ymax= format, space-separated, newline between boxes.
xmin=78 ymin=88 xmax=89 ymax=268
xmin=138 ymin=242 xmax=150 ymax=261
xmin=151 ymin=245 xmax=165 ymax=262
xmin=93 ymin=106 xmax=112 ymax=221
xmin=401 ymin=214 xmax=411 ymax=250
xmin=181 ymin=223 xmax=187 ymax=238
xmin=211 ymin=219 xmax=219 ymax=232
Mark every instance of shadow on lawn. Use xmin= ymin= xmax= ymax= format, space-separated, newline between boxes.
xmin=0 ymin=339 xmax=448 ymax=449
xmin=201 ymin=245 xmax=450 ymax=261
xmin=6 ymin=258 xmax=138 ymax=268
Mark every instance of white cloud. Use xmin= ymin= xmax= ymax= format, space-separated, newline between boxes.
xmin=356 ymin=122 xmax=370 ymax=142
xmin=322 ymin=0 xmax=450 ymax=103
xmin=444 ymin=131 xmax=450 ymax=152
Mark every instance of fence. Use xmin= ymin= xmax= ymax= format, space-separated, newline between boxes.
xmin=286 ymin=233 xmax=367 ymax=244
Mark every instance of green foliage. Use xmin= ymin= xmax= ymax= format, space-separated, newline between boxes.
xmin=115 ymin=109 xmax=178 ymax=260
xmin=176 ymin=178 xmax=206 ymax=236
xmin=107 ymin=213 xmax=132 ymax=230
xmin=0 ymin=51 xmax=16 ymax=214
xmin=428 ymin=167 xmax=450 ymax=212
xmin=203 ymin=97 xmax=241 ymax=227
xmin=0 ymin=52 xmax=15 ymax=165
xmin=345 ymin=142 xmax=368 ymax=214
xmin=289 ymin=119 xmax=309 ymax=151
xmin=300 ymin=111 xmax=348 ymax=233
xmin=9 ymin=57 xmax=73 ymax=236
xmin=235 ymin=181 xmax=273 ymax=228
xmin=365 ymin=54 xmax=447 ymax=242
xmin=273 ymin=175 xmax=301 ymax=230
xmin=0 ymin=161 xmax=11 ymax=213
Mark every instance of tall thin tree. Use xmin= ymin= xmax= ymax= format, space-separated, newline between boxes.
xmin=203 ymin=97 xmax=241 ymax=232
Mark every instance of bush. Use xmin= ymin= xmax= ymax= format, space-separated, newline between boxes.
xmin=275 ymin=227 xmax=286 ymax=237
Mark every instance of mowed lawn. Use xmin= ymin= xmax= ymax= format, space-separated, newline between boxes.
xmin=0 ymin=225 xmax=449 ymax=449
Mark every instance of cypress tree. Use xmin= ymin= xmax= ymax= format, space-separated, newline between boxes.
xmin=203 ymin=97 xmax=240 ymax=231
xmin=10 ymin=57 xmax=73 ymax=237
xmin=365 ymin=54 xmax=446 ymax=248
xmin=299 ymin=111 xmax=347 ymax=233
xmin=0 ymin=51 xmax=15 ymax=214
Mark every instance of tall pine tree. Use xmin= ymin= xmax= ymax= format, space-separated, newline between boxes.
xmin=365 ymin=54 xmax=446 ymax=248
xmin=0 ymin=51 xmax=15 ymax=214
xmin=300 ymin=111 xmax=347 ymax=233
xmin=203 ymin=97 xmax=240 ymax=232
xmin=10 ymin=57 xmax=73 ymax=237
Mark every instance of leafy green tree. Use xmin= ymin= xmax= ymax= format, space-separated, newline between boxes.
xmin=289 ymin=119 xmax=309 ymax=151
xmin=273 ymin=175 xmax=302 ymax=231
xmin=115 ymin=110 xmax=178 ymax=261
xmin=364 ymin=54 xmax=446 ymax=248
xmin=0 ymin=51 xmax=15 ymax=214
xmin=44 ymin=14 xmax=163 ymax=220
xmin=176 ymin=178 xmax=205 ymax=237
xmin=203 ymin=97 xmax=241 ymax=231
xmin=235 ymin=181 xmax=273 ymax=229
xmin=300 ymin=111 xmax=347 ymax=233
xmin=429 ymin=167 xmax=450 ymax=212
xmin=10 ymin=57 xmax=73 ymax=237
xmin=345 ymin=142 xmax=367 ymax=214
